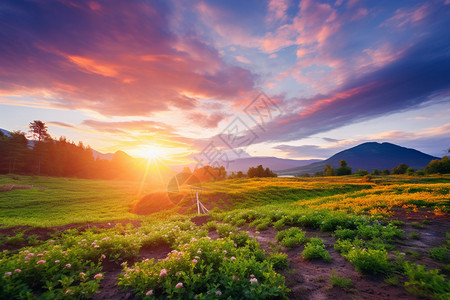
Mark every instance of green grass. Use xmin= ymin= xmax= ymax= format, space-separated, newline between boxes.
xmin=0 ymin=175 xmax=158 ymax=226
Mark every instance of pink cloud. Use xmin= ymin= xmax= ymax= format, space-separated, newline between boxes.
xmin=0 ymin=1 xmax=255 ymax=117
xmin=382 ymin=2 xmax=431 ymax=28
xmin=266 ymin=0 xmax=290 ymax=25
xmin=188 ymin=112 xmax=230 ymax=129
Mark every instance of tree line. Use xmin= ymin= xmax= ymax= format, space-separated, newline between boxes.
xmin=311 ymin=158 xmax=450 ymax=177
xmin=0 ymin=121 xmax=146 ymax=179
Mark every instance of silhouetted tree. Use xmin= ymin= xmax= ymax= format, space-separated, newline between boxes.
xmin=336 ymin=160 xmax=352 ymax=176
xmin=247 ymin=165 xmax=276 ymax=178
xmin=355 ymin=169 xmax=369 ymax=176
xmin=391 ymin=163 xmax=409 ymax=174
xmin=324 ymin=164 xmax=335 ymax=176
xmin=0 ymin=131 xmax=30 ymax=173
xmin=424 ymin=156 xmax=450 ymax=174
xmin=380 ymin=169 xmax=390 ymax=175
xmin=371 ymin=168 xmax=380 ymax=176
xmin=29 ymin=120 xmax=50 ymax=142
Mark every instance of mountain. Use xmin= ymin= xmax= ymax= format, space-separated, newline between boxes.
xmin=278 ymin=142 xmax=439 ymax=176
xmin=0 ymin=128 xmax=11 ymax=136
xmin=225 ymin=157 xmax=321 ymax=173
xmin=92 ymin=149 xmax=114 ymax=160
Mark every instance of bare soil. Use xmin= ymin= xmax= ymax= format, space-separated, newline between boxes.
xmin=1 ymin=210 xmax=448 ymax=299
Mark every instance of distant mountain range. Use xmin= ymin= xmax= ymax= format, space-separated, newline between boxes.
xmin=92 ymin=149 xmax=114 ymax=160
xmin=226 ymin=157 xmax=321 ymax=173
xmin=1 ymin=127 xmax=440 ymax=175
xmin=278 ymin=142 xmax=439 ymax=176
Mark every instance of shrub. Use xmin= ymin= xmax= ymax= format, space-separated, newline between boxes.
xmin=302 ymin=238 xmax=331 ymax=262
xmin=216 ymin=223 xmax=237 ymax=238
xmin=203 ymin=221 xmax=217 ymax=232
xmin=404 ymin=263 xmax=449 ymax=299
xmin=276 ymin=228 xmax=308 ymax=249
xmin=267 ymin=252 xmax=289 ymax=270
xmin=118 ymin=237 xmax=289 ymax=299
xmin=429 ymin=245 xmax=449 ymax=263
xmin=410 ymin=232 xmax=420 ymax=240
xmin=345 ymin=248 xmax=392 ymax=275
xmin=229 ymin=231 xmax=250 ymax=248
xmin=334 ymin=228 xmax=358 ymax=240
xmin=355 ymin=169 xmax=369 ymax=176
xmin=330 ymin=270 xmax=353 ymax=288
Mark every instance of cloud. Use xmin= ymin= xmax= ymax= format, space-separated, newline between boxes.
xmin=255 ymin=30 xmax=450 ymax=143
xmin=188 ymin=112 xmax=231 ymax=129
xmin=47 ymin=121 xmax=76 ymax=129
xmin=382 ymin=2 xmax=432 ymax=28
xmin=274 ymin=144 xmax=337 ymax=158
xmin=82 ymin=120 xmax=175 ymax=135
xmin=0 ymin=0 xmax=255 ymax=117
xmin=266 ymin=0 xmax=290 ymax=25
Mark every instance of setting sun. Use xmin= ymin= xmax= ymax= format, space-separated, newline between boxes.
xmin=131 ymin=146 xmax=166 ymax=160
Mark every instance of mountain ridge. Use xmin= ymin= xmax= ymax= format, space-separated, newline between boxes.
xmin=278 ymin=142 xmax=439 ymax=175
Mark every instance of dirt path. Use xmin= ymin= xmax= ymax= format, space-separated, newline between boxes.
xmin=245 ymin=225 xmax=426 ymax=300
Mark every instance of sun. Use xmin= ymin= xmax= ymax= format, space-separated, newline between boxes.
xmin=133 ymin=146 xmax=166 ymax=161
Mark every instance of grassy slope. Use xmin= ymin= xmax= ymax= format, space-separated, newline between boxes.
xmin=0 ymin=175 xmax=156 ymax=226
xmin=0 ymin=174 xmax=449 ymax=227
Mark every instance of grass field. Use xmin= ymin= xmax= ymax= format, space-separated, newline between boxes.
xmin=0 ymin=174 xmax=449 ymax=299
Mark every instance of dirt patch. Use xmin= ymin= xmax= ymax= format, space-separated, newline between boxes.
xmin=245 ymin=225 xmax=425 ymax=300
xmin=0 ymin=184 xmax=34 ymax=192
xmin=191 ymin=215 xmax=210 ymax=226
xmin=93 ymin=243 xmax=172 ymax=299
xmin=139 ymin=243 xmax=172 ymax=262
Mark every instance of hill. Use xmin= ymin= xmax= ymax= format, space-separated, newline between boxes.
xmin=278 ymin=142 xmax=439 ymax=175
xmin=0 ymin=128 xmax=11 ymax=136
xmin=224 ymin=157 xmax=321 ymax=173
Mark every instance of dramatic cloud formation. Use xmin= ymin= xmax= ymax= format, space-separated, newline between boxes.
xmin=0 ymin=0 xmax=448 ymax=160
xmin=0 ymin=0 xmax=255 ymax=117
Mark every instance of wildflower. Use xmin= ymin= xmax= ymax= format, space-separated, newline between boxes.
xmin=223 ymin=250 xmax=227 ymax=254
xmin=94 ymin=273 xmax=103 ymax=279
xmin=37 ymin=253 xmax=43 ymax=257
xmin=223 ymin=257 xmax=227 ymax=260
xmin=175 ymin=282 xmax=183 ymax=288
xmin=65 ymin=289 xmax=72 ymax=295
xmin=197 ymin=250 xmax=202 ymax=254
xmin=55 ymin=260 xmax=60 ymax=263
xmin=146 ymin=290 xmax=153 ymax=296
xmin=250 ymin=278 xmax=258 ymax=284
xmin=37 ymin=260 xmax=46 ymax=265
xmin=159 ymin=269 xmax=167 ymax=277
xmin=79 ymin=272 xmax=85 ymax=278
xmin=101 ymin=254 xmax=106 ymax=259
xmin=192 ymin=259 xmax=198 ymax=264
xmin=94 ymin=245 xmax=100 ymax=248
xmin=65 ymin=264 xmax=71 ymax=268
xmin=230 ymin=256 xmax=236 ymax=261
xmin=48 ymin=240 xmax=55 ymax=243
xmin=3 ymin=272 xmax=12 ymax=278
xmin=215 ymin=290 xmax=222 ymax=295
xmin=14 ymin=269 xmax=21 ymax=274
xmin=250 ymin=274 xmax=255 ymax=278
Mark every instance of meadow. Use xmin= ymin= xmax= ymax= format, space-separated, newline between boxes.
xmin=0 ymin=174 xmax=449 ymax=299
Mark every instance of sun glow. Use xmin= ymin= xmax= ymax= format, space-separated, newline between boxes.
xmin=135 ymin=146 xmax=167 ymax=160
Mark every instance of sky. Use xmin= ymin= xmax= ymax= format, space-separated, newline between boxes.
xmin=0 ymin=0 xmax=449 ymax=165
